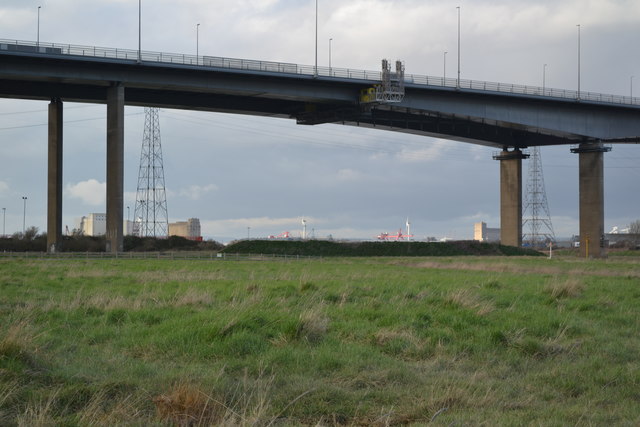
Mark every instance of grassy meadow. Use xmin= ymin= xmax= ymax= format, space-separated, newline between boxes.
xmin=1 ymin=255 xmax=639 ymax=425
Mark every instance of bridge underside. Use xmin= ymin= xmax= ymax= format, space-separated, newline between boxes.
xmin=1 ymin=78 xmax=636 ymax=149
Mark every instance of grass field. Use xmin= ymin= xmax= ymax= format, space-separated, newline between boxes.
xmin=1 ymin=255 xmax=639 ymax=425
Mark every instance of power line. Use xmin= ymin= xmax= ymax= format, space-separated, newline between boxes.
xmin=0 ymin=104 xmax=103 ymax=116
xmin=0 ymin=112 xmax=144 ymax=131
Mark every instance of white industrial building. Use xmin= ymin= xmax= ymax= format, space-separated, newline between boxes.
xmin=75 ymin=213 xmax=132 ymax=236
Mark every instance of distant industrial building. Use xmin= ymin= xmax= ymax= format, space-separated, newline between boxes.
xmin=76 ymin=213 xmax=105 ymax=236
xmin=75 ymin=214 xmax=132 ymax=236
xmin=474 ymin=222 xmax=500 ymax=243
xmin=169 ymin=218 xmax=202 ymax=240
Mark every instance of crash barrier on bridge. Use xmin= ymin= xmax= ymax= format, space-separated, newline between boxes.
xmin=0 ymin=251 xmax=321 ymax=261
xmin=1 ymin=38 xmax=638 ymax=106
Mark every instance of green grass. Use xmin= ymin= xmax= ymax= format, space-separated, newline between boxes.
xmin=1 ymin=255 xmax=639 ymax=425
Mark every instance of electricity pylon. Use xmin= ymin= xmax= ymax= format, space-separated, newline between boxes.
xmin=132 ymin=107 xmax=169 ymax=237
xmin=522 ymin=146 xmax=556 ymax=247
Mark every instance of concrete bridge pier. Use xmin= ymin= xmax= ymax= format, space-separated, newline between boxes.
xmin=494 ymin=148 xmax=529 ymax=247
xmin=571 ymin=142 xmax=611 ymax=258
xmin=106 ymin=83 xmax=125 ymax=253
xmin=47 ymin=98 xmax=63 ymax=252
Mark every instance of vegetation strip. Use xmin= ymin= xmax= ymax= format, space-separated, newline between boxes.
xmin=222 ymin=239 xmax=543 ymax=257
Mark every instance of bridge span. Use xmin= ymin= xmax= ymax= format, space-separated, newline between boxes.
xmin=2 ymin=39 xmax=639 ymax=256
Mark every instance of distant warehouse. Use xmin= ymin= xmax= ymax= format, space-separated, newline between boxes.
xmin=474 ymin=222 xmax=500 ymax=243
xmin=169 ymin=218 xmax=202 ymax=241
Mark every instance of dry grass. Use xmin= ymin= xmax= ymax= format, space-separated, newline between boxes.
xmin=446 ymin=289 xmax=495 ymax=315
xmin=0 ymin=320 xmax=38 ymax=362
xmin=154 ymin=383 xmax=225 ymax=426
xmin=154 ymin=369 xmax=280 ymax=426
xmin=171 ymin=288 xmax=215 ymax=307
xmin=0 ymin=381 xmax=19 ymax=425
xmin=374 ymin=329 xmax=418 ymax=347
xmin=297 ymin=306 xmax=330 ymax=344
xmin=407 ymin=259 xmax=640 ymax=278
xmin=134 ymin=270 xmax=230 ymax=284
xmin=72 ymin=389 xmax=149 ymax=426
xmin=495 ymin=325 xmax=582 ymax=359
xmin=64 ymin=268 xmax=231 ymax=284
xmin=15 ymin=388 xmax=60 ymax=427
xmin=545 ymin=277 xmax=585 ymax=299
xmin=32 ymin=287 xmax=215 ymax=312
xmin=374 ymin=329 xmax=424 ymax=356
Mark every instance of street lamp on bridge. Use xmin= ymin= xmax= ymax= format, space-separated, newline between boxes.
xmin=37 ymin=6 xmax=41 ymax=47
xmin=21 ymin=196 xmax=27 ymax=235
xmin=138 ymin=0 xmax=142 ymax=63
xmin=444 ymin=51 xmax=448 ymax=82
xmin=577 ymin=24 xmax=581 ymax=99
xmin=456 ymin=6 xmax=461 ymax=88
xmin=196 ymin=23 xmax=200 ymax=64
xmin=314 ymin=0 xmax=318 ymax=77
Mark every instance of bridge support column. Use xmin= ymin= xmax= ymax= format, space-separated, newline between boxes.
xmin=571 ymin=143 xmax=611 ymax=258
xmin=494 ymin=148 xmax=529 ymax=247
xmin=47 ymin=98 xmax=63 ymax=252
xmin=106 ymin=83 xmax=124 ymax=253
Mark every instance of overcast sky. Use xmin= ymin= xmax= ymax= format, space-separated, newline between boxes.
xmin=1 ymin=0 xmax=639 ymax=242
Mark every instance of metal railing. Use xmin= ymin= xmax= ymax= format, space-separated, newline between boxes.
xmin=2 ymin=38 xmax=639 ymax=106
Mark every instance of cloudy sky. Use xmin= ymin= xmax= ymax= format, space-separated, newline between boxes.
xmin=1 ymin=0 xmax=639 ymax=242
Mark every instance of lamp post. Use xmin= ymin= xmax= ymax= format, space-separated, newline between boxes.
xmin=329 ymin=37 xmax=332 ymax=71
xmin=543 ymin=63 xmax=547 ymax=94
xmin=631 ymin=76 xmax=634 ymax=99
xmin=2 ymin=207 xmax=5 ymax=237
xmin=443 ymin=51 xmax=448 ymax=82
xmin=314 ymin=0 xmax=318 ymax=77
xmin=577 ymin=24 xmax=581 ymax=99
xmin=22 ymin=196 xmax=27 ymax=235
xmin=37 ymin=6 xmax=41 ymax=47
xmin=138 ymin=0 xmax=141 ymax=63
xmin=456 ymin=6 xmax=461 ymax=89
xmin=196 ymin=23 xmax=200 ymax=64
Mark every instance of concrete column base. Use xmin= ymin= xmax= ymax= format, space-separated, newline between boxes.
xmin=106 ymin=84 xmax=125 ymax=253
xmin=47 ymin=98 xmax=63 ymax=253
xmin=571 ymin=143 xmax=611 ymax=258
xmin=494 ymin=149 xmax=529 ymax=247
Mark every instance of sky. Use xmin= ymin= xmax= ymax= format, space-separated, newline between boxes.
xmin=0 ymin=0 xmax=639 ymax=242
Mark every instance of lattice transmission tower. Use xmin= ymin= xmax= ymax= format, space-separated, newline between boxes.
xmin=522 ymin=146 xmax=556 ymax=247
xmin=132 ymin=107 xmax=169 ymax=237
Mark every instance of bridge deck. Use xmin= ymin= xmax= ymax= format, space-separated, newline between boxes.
xmin=2 ymin=38 xmax=638 ymax=108
xmin=2 ymin=38 xmax=640 ymax=148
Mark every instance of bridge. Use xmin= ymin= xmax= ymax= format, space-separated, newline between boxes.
xmin=2 ymin=38 xmax=639 ymax=256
